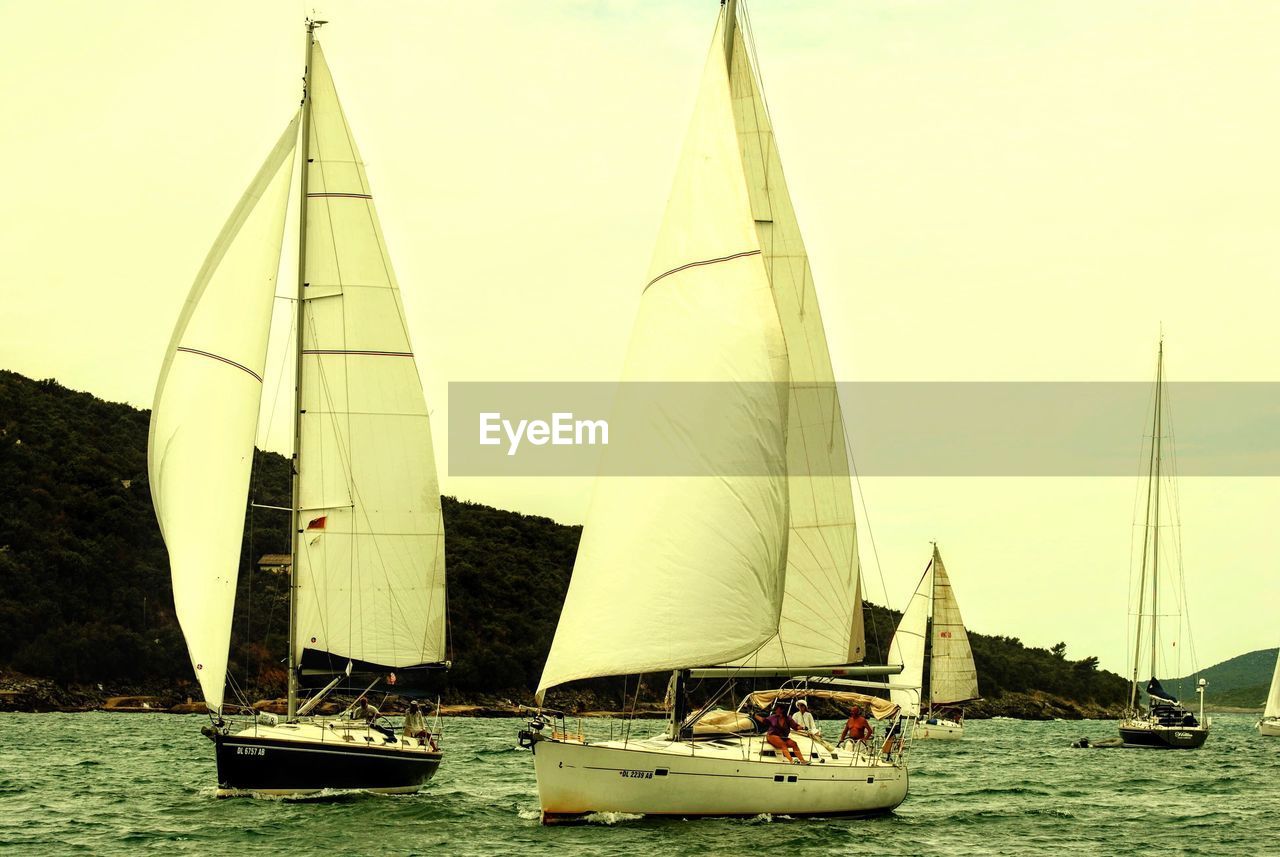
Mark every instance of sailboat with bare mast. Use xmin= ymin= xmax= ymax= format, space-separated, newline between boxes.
xmin=148 ymin=20 xmax=449 ymax=794
xmin=519 ymin=0 xmax=913 ymax=823
xmin=1117 ymin=340 xmax=1209 ymax=749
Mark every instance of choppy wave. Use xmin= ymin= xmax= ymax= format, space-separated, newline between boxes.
xmin=0 ymin=712 xmax=1274 ymax=856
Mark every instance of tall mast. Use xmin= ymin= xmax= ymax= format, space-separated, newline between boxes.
xmin=1149 ymin=340 xmax=1164 ymax=682
xmin=1128 ymin=340 xmax=1162 ymax=710
xmin=723 ymin=0 xmax=738 ymax=67
xmin=287 ymin=18 xmax=323 ymax=720
xmin=925 ymin=547 xmax=937 ymax=710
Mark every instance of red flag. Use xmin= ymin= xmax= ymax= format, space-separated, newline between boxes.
xmin=307 ymin=515 xmax=327 ymax=530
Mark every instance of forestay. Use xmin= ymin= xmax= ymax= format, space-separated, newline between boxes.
xmin=929 ymin=548 xmax=980 ymax=705
xmin=292 ymin=42 xmax=447 ymax=673
xmin=148 ymin=116 xmax=299 ymax=711
xmin=722 ymin=9 xmax=864 ymax=670
xmin=887 ymin=558 xmax=932 ymax=716
xmin=536 ymin=14 xmax=790 ymax=700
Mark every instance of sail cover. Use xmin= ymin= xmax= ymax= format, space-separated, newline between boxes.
xmin=536 ymin=14 xmax=790 ymax=699
xmin=886 ymin=558 xmax=933 ymax=716
xmin=292 ymin=42 xmax=447 ymax=673
xmin=149 ymin=115 xmax=299 ymax=711
xmin=929 ymin=548 xmax=980 ymax=705
xmin=718 ymin=6 xmax=863 ymax=669
xmin=1265 ymin=650 xmax=1280 ymax=719
xmin=1145 ymin=677 xmax=1178 ymax=704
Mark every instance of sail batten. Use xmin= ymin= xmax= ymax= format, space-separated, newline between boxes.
xmin=722 ymin=14 xmax=863 ymax=669
xmin=929 ymin=548 xmax=980 ymax=705
xmin=292 ymin=41 xmax=447 ymax=674
xmin=149 ymin=115 xmax=300 ymax=711
xmin=535 ymin=12 xmax=791 ymax=699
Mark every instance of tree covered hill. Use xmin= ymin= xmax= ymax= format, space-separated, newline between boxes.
xmin=0 ymin=370 xmax=1128 ymax=714
xmin=1171 ymin=648 xmax=1278 ymax=709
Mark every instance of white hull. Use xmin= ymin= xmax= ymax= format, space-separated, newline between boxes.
xmin=913 ymin=718 xmax=964 ymax=740
xmin=528 ymin=734 xmax=907 ymax=823
xmin=1257 ymin=718 xmax=1280 ymax=737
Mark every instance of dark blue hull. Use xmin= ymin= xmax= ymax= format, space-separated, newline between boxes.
xmin=213 ymin=732 xmax=442 ymax=795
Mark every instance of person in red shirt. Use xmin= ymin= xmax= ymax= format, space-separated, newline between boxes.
xmin=839 ymin=704 xmax=873 ymax=747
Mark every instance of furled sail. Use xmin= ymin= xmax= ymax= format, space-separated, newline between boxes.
xmin=292 ymin=42 xmax=447 ymax=674
xmin=536 ymin=13 xmax=790 ymax=699
xmin=1265 ymin=649 xmax=1280 ymax=719
xmin=723 ymin=6 xmax=863 ymax=668
xmin=887 ymin=558 xmax=933 ymax=716
xmin=148 ymin=115 xmax=299 ymax=711
xmin=929 ymin=547 xmax=980 ymax=705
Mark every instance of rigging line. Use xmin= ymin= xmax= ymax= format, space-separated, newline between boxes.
xmin=786 ymin=517 xmax=855 ymax=616
xmin=841 ymin=405 xmax=890 ymax=656
xmin=1162 ymin=379 xmax=1200 ymax=678
xmin=306 ymin=326 xmax=433 ymax=665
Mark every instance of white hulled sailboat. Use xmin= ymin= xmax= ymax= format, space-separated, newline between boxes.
xmin=519 ymin=0 xmax=913 ymax=823
xmin=1117 ymin=341 xmax=1209 ymax=749
xmin=887 ymin=546 xmax=980 ymax=740
xmin=148 ymin=20 xmax=448 ymax=795
xmin=1254 ymin=649 xmax=1280 ymax=736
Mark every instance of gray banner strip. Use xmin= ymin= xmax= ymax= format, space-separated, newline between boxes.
xmin=447 ymin=382 xmax=1280 ymax=477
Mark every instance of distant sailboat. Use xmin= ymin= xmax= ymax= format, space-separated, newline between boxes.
xmin=1117 ymin=341 xmax=1209 ymax=749
xmin=148 ymin=20 xmax=449 ymax=794
xmin=887 ymin=546 xmax=980 ymax=740
xmin=518 ymin=0 xmax=912 ymax=824
xmin=1257 ymin=649 xmax=1280 ymax=736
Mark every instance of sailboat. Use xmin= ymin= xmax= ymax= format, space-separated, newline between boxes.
xmin=148 ymin=20 xmax=449 ymax=795
xmin=1117 ymin=341 xmax=1209 ymax=749
xmin=1255 ymin=649 xmax=1280 ymax=736
xmin=887 ymin=546 xmax=980 ymax=740
xmin=518 ymin=0 xmax=913 ymax=824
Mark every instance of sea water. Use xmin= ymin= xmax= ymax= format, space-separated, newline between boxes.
xmin=0 ymin=713 xmax=1274 ymax=855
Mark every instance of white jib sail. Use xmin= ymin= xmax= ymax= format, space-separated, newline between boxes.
xmin=536 ymin=13 xmax=790 ymax=699
xmin=929 ymin=547 xmax=980 ymax=705
xmin=723 ymin=10 xmax=863 ymax=668
xmin=292 ymin=42 xmax=447 ymax=671
xmin=149 ymin=115 xmax=299 ymax=711
xmin=1265 ymin=648 xmax=1280 ymax=719
xmin=887 ymin=558 xmax=933 ymax=716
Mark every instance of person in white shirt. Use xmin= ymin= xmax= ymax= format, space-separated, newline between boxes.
xmin=795 ymin=699 xmax=820 ymax=736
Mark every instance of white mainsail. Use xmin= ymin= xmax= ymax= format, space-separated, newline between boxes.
xmin=1265 ymin=648 xmax=1280 ymax=720
xmin=929 ymin=548 xmax=980 ymax=705
xmin=536 ymin=13 xmax=791 ymax=699
xmin=292 ymin=42 xmax=447 ymax=672
xmin=724 ymin=15 xmax=863 ymax=668
xmin=887 ymin=559 xmax=932 ymax=716
xmin=148 ymin=116 xmax=299 ymax=711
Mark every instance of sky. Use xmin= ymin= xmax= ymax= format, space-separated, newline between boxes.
xmin=2 ymin=0 xmax=1277 ymax=678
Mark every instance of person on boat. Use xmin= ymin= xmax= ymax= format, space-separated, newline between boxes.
xmin=880 ymin=716 xmax=904 ymax=758
xmin=350 ymin=696 xmax=380 ymax=721
xmin=753 ymin=702 xmax=807 ymax=764
xmin=403 ymin=701 xmax=428 ymax=743
xmin=839 ymin=704 xmax=873 ymax=748
xmin=794 ymin=699 xmax=820 ymax=736
xmin=349 ymin=696 xmax=396 ymax=742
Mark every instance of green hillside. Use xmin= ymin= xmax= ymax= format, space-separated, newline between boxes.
xmin=1168 ymin=648 xmax=1277 ymax=709
xmin=0 ymin=370 xmax=1128 ymax=713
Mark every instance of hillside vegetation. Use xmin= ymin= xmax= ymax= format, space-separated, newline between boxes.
xmin=1171 ymin=648 xmax=1277 ymax=709
xmin=1 ymin=370 xmax=1128 ymax=714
